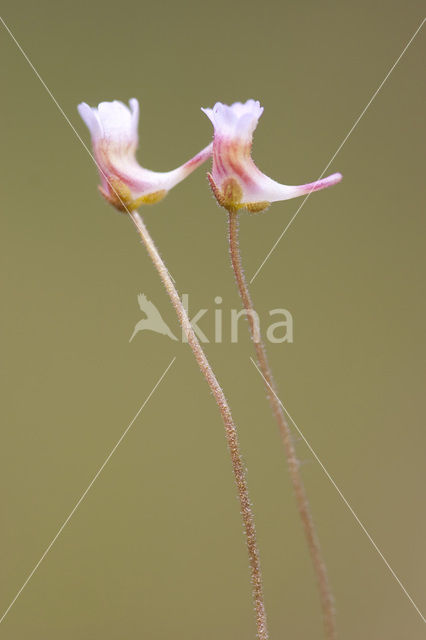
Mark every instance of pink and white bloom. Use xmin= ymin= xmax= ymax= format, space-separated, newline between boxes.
xmin=78 ymin=98 xmax=212 ymax=212
xmin=202 ymin=100 xmax=342 ymax=213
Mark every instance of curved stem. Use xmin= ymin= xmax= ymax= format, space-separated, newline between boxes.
xmin=128 ymin=210 xmax=269 ymax=640
xmin=227 ymin=209 xmax=336 ymax=640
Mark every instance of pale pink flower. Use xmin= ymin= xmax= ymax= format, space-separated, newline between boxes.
xmin=202 ymin=100 xmax=342 ymax=213
xmin=78 ymin=98 xmax=212 ymax=211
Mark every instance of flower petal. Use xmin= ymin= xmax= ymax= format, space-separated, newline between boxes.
xmin=202 ymin=100 xmax=263 ymax=140
xmin=77 ymin=102 xmax=102 ymax=140
xmin=129 ymin=98 xmax=139 ymax=141
xmin=97 ymin=100 xmax=136 ymax=143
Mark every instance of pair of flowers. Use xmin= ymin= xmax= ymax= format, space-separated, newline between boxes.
xmin=78 ymin=98 xmax=342 ymax=213
xmin=78 ymin=96 xmax=342 ymax=639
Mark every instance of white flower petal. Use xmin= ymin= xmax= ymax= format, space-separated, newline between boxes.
xmin=77 ymin=102 xmax=102 ymax=140
xmin=200 ymin=107 xmax=214 ymax=125
xmin=97 ymin=100 xmax=135 ymax=142
xmin=129 ymin=98 xmax=140 ymax=141
xmin=203 ymin=100 xmax=263 ymax=139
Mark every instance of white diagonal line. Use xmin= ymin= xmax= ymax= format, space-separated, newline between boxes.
xmin=0 ymin=357 xmax=176 ymax=625
xmin=250 ymin=357 xmax=426 ymax=623
xmin=250 ymin=17 xmax=425 ymax=284
xmin=0 ymin=15 xmax=177 ymax=284
xmin=0 ymin=17 xmax=101 ymax=176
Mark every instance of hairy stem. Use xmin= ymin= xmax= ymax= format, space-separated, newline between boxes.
xmin=128 ymin=210 xmax=269 ymax=640
xmin=227 ymin=209 xmax=336 ymax=640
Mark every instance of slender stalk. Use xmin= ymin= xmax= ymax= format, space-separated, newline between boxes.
xmin=227 ymin=209 xmax=336 ymax=640
xmin=128 ymin=210 xmax=268 ymax=640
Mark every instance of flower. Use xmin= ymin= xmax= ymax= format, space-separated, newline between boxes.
xmin=202 ymin=100 xmax=342 ymax=213
xmin=78 ymin=98 xmax=212 ymax=212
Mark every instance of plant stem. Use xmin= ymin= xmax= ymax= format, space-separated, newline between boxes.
xmin=227 ymin=209 xmax=336 ymax=640
xmin=128 ymin=210 xmax=269 ymax=640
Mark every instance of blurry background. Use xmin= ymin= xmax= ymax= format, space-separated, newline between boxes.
xmin=0 ymin=1 xmax=425 ymax=638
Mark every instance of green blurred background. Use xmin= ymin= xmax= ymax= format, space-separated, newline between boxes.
xmin=1 ymin=1 xmax=425 ymax=638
